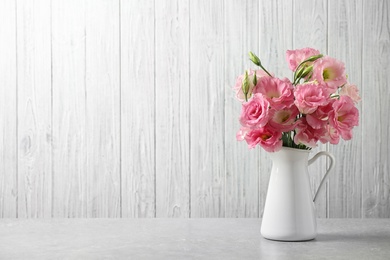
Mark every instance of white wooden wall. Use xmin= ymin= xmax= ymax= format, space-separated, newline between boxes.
xmin=0 ymin=0 xmax=389 ymax=218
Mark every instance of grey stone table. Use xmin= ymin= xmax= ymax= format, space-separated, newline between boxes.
xmin=1 ymin=218 xmax=389 ymax=259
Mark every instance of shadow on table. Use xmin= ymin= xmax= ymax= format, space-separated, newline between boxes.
xmin=260 ymin=232 xmax=390 ymax=244
xmin=316 ymin=232 xmax=390 ymax=242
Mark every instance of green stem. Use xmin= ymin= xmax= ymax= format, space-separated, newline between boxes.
xmin=259 ymin=64 xmax=273 ymax=78
xmin=288 ymin=131 xmax=291 ymax=147
xmin=293 ymin=77 xmax=299 ymax=86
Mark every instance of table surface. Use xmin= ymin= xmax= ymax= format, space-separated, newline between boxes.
xmin=1 ymin=218 xmax=389 ymax=260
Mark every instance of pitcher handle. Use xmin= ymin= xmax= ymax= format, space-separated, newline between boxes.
xmin=308 ymin=151 xmax=336 ymax=202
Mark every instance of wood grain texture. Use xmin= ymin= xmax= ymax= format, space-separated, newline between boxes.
xmin=0 ymin=0 xmax=389 ymax=218
xmin=16 ymin=0 xmax=52 ymax=218
xmin=258 ymin=0 xmax=293 ymax=217
xmin=362 ymin=0 xmax=390 ymax=218
xmin=190 ymin=0 xmax=225 ymax=217
xmin=52 ymin=0 xmax=87 ymax=217
xmin=120 ymin=0 xmax=155 ymax=218
xmin=85 ymin=0 xmax=121 ymax=217
xmin=155 ymin=0 xmax=190 ymax=218
xmin=328 ymin=0 xmax=363 ymax=218
xmin=293 ymin=0 xmax=329 ymax=218
xmin=0 ymin=0 xmax=17 ymax=217
xmin=224 ymin=0 xmax=260 ymax=217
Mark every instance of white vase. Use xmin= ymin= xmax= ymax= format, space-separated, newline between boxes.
xmin=261 ymin=147 xmax=335 ymax=241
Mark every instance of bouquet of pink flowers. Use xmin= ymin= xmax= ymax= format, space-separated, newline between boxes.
xmin=235 ymin=48 xmax=360 ymax=152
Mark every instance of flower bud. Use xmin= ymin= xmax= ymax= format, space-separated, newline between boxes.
xmin=300 ymin=65 xmax=313 ymax=78
xmin=242 ymin=70 xmax=250 ymax=101
xmin=253 ymin=71 xmax=257 ymax=86
xmin=295 ymin=65 xmax=305 ymax=79
xmin=305 ymin=54 xmax=323 ymax=63
xmin=248 ymin=51 xmax=261 ymax=66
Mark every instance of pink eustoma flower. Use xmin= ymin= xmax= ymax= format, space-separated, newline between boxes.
xmin=294 ymin=83 xmax=330 ymax=114
xmin=268 ymin=105 xmax=299 ymax=132
xmin=339 ymin=84 xmax=361 ymax=104
xmin=329 ymin=96 xmax=359 ymax=140
xmin=239 ymin=93 xmax=271 ymax=128
xmin=236 ymin=127 xmax=250 ymax=141
xmin=306 ymin=101 xmax=334 ymax=129
xmin=286 ymin=47 xmax=320 ymax=71
xmin=306 ymin=113 xmax=326 ymax=130
xmin=244 ymin=126 xmax=282 ymax=152
xmin=319 ymin=125 xmax=340 ymax=145
xmin=312 ymin=56 xmax=347 ymax=94
xmin=294 ymin=118 xmax=325 ymax=148
xmin=253 ymin=77 xmax=294 ymax=109
xmin=233 ymin=69 xmax=271 ymax=102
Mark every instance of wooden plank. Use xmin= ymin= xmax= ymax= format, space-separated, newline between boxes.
xmin=258 ymin=0 xmax=293 ymax=217
xmin=0 ymin=0 xmax=17 ymax=217
xmin=16 ymin=0 xmax=52 ymax=218
xmin=1 ymin=0 xmax=385 ymax=219
xmin=190 ymin=0 xmax=225 ymax=217
xmin=362 ymin=0 xmax=390 ymax=218
xmin=293 ymin=0 xmax=329 ymax=218
xmin=120 ymin=0 xmax=155 ymax=218
xmin=52 ymin=0 xmax=87 ymax=217
xmin=155 ymin=0 xmax=190 ymax=217
xmin=224 ymin=0 xmax=260 ymax=217
xmin=85 ymin=0 xmax=121 ymax=217
xmin=328 ymin=0 xmax=363 ymax=218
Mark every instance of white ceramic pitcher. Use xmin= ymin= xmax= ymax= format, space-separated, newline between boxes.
xmin=261 ymin=147 xmax=335 ymax=241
